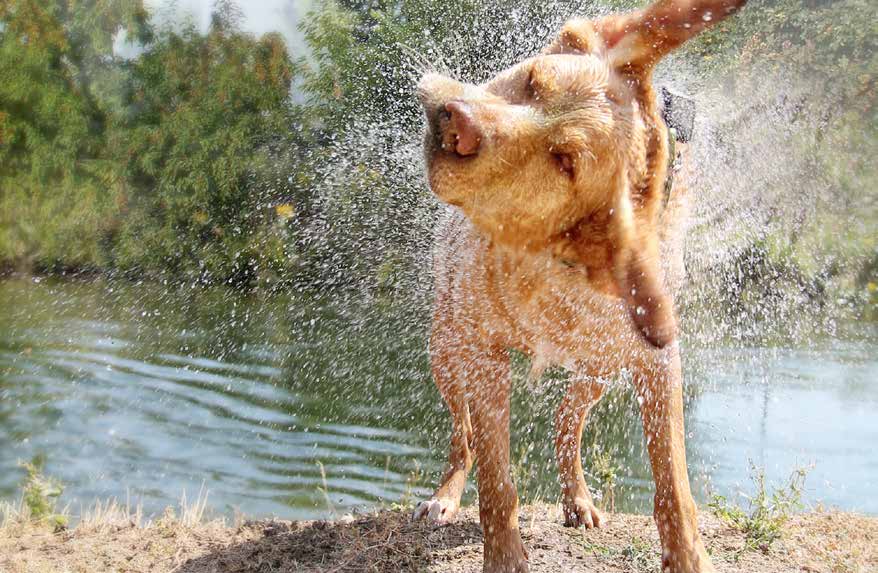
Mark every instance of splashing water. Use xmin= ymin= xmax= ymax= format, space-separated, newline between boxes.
xmin=296 ymin=0 xmax=874 ymax=339
xmin=1 ymin=0 xmax=875 ymax=522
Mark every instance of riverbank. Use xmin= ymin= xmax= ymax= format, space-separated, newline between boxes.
xmin=2 ymin=503 xmax=875 ymax=573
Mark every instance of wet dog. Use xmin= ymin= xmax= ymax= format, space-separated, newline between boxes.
xmin=413 ymin=1 xmax=747 ymax=571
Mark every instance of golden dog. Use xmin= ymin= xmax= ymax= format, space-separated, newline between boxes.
xmin=413 ymin=0 xmax=747 ymax=571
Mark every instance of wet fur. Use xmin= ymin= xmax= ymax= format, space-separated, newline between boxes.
xmin=414 ymin=2 xmax=746 ymax=572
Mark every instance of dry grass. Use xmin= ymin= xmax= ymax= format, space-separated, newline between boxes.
xmin=1 ymin=502 xmax=875 ymax=573
xmin=0 ymin=498 xmax=25 ymax=533
xmin=0 ymin=483 xmax=212 ymax=536
xmin=76 ymin=494 xmax=144 ymax=535
xmin=177 ymin=483 xmax=211 ymax=528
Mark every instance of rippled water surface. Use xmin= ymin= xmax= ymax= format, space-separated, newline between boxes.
xmin=1 ymin=278 xmax=876 ymax=519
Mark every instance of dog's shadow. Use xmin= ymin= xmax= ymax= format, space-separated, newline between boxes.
xmin=174 ymin=509 xmax=484 ymax=573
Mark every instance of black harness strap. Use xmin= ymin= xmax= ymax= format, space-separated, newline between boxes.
xmin=659 ymin=86 xmax=695 ymax=209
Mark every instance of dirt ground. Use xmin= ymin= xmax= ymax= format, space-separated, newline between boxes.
xmin=1 ymin=504 xmax=875 ymax=573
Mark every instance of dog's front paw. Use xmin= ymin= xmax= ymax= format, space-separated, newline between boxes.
xmin=412 ymin=497 xmax=459 ymax=524
xmin=562 ymin=495 xmax=604 ymax=529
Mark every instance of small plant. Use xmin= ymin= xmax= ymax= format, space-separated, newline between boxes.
xmin=20 ymin=460 xmax=68 ymax=531
xmin=316 ymin=460 xmax=337 ymax=517
xmin=569 ymin=534 xmax=612 ymax=557
xmin=568 ymin=529 xmax=658 ymax=571
xmin=395 ymin=460 xmax=425 ymax=511
xmin=621 ymin=536 xmax=660 ymax=572
xmin=591 ymin=447 xmax=619 ymax=512
xmin=709 ymin=462 xmax=809 ymax=553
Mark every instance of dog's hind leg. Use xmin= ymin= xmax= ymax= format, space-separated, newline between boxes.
xmin=635 ymin=346 xmax=715 ymax=573
xmin=555 ymin=376 xmax=606 ymax=528
xmin=413 ymin=311 xmax=474 ymax=524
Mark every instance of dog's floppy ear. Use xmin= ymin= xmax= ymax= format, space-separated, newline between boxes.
xmin=603 ymin=193 xmax=676 ymax=349
xmin=548 ymin=0 xmax=746 ymax=72
xmin=602 ymin=183 xmax=675 ymax=349
xmin=620 ymin=247 xmax=676 ymax=348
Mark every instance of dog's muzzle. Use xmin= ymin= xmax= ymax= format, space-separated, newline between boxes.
xmin=418 ymin=74 xmax=482 ymax=158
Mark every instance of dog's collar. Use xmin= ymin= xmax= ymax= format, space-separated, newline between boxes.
xmin=660 ymin=87 xmax=693 ymax=209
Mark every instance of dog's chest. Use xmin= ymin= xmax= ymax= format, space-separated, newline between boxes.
xmin=439 ymin=239 xmax=637 ymax=373
xmin=493 ymin=253 xmax=637 ymax=367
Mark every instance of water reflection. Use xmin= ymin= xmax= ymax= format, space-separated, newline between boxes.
xmin=1 ymin=278 xmax=875 ymax=519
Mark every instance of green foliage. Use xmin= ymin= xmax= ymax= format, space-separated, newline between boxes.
xmin=0 ymin=0 xmax=305 ymax=285
xmin=692 ymin=0 xmax=876 ymax=109
xmin=0 ymin=0 xmax=875 ymax=306
xmin=20 ymin=460 xmax=68 ymax=531
xmin=709 ymin=463 xmax=808 ymax=553
xmin=0 ymin=0 xmax=149 ymax=270
xmin=671 ymin=0 xmax=878 ymax=328
xmin=109 ymin=3 xmax=298 ymax=284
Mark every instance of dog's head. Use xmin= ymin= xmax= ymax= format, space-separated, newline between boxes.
xmin=419 ymin=0 xmax=745 ymax=347
xmin=419 ymin=0 xmax=744 ymax=246
xmin=419 ymin=52 xmax=626 ymax=248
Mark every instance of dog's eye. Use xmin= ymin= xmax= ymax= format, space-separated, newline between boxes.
xmin=552 ymin=152 xmax=574 ymax=177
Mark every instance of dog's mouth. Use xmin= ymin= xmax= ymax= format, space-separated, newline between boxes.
xmin=422 ymin=147 xmax=470 ymax=208
xmin=423 ymin=111 xmax=479 ymax=208
xmin=425 ymin=136 xmax=479 ymax=162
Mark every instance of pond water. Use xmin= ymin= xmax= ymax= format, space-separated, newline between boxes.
xmin=1 ymin=278 xmax=876 ymax=521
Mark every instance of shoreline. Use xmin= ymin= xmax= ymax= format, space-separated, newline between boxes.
xmin=2 ymin=503 xmax=875 ymax=573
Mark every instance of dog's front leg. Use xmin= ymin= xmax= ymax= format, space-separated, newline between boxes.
xmin=555 ymin=376 xmax=606 ymax=528
xmin=635 ymin=345 xmax=714 ymax=573
xmin=413 ymin=306 xmax=474 ymax=524
xmin=468 ymin=342 xmax=528 ymax=573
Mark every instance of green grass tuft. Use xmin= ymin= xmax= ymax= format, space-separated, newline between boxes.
xmin=709 ymin=462 xmax=809 ymax=553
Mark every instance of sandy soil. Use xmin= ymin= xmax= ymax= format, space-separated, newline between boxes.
xmin=1 ymin=504 xmax=875 ymax=573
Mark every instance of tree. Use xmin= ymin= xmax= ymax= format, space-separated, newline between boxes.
xmin=0 ymin=0 xmax=150 ymax=270
xmin=108 ymin=1 xmax=298 ymax=285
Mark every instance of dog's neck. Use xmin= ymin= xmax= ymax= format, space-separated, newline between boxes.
xmin=544 ymin=114 xmax=683 ymax=295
